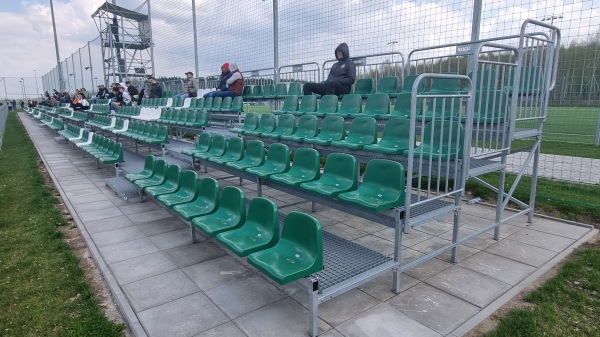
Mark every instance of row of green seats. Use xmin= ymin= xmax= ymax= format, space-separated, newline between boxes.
xmin=95 ymin=98 xmax=110 ymax=104
xmin=272 ymin=93 xmax=460 ymax=121
xmin=64 ymin=111 xmax=88 ymax=123
xmin=155 ymin=108 xmax=209 ymax=127
xmin=126 ymin=156 xmax=324 ymax=285
xmin=234 ymin=113 xmax=464 ymax=160
xmin=120 ymin=121 xmax=169 ymax=144
xmin=140 ymin=97 xmax=169 ymax=107
xmin=91 ymin=104 xmax=110 ymax=114
xmin=58 ymin=123 xmax=82 ymax=139
xmin=104 ymin=118 xmax=126 ymax=132
xmin=242 ymin=82 xmax=302 ymax=100
xmin=116 ymin=106 xmax=141 ymax=118
xmin=194 ymin=96 xmax=244 ymax=113
xmin=80 ymin=134 xmax=123 ymax=164
xmin=87 ymin=115 xmax=113 ymax=128
xmin=41 ymin=114 xmax=64 ymax=131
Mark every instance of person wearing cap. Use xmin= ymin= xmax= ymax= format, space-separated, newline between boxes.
xmin=203 ymin=63 xmax=232 ymax=98
xmin=173 ymin=72 xmax=199 ymax=99
xmin=205 ymin=63 xmax=244 ymax=98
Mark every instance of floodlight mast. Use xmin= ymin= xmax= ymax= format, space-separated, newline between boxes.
xmin=49 ymin=0 xmax=65 ymax=92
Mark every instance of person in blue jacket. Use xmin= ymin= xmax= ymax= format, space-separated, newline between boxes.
xmin=303 ymin=43 xmax=356 ymax=96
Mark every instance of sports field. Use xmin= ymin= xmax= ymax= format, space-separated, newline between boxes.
xmin=517 ymin=106 xmax=599 ymax=144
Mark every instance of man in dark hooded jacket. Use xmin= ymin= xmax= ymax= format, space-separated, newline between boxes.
xmin=304 ymin=43 xmax=356 ymax=96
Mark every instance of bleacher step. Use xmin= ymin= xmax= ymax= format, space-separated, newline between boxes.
xmin=105 ymin=177 xmax=141 ymax=202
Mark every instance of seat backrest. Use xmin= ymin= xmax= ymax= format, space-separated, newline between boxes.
xmin=469 ymin=69 xmax=497 ymax=92
xmin=170 ymin=109 xmax=181 ymax=122
xmin=197 ymin=110 xmax=209 ymax=124
xmin=274 ymin=83 xmax=287 ymax=96
xmin=188 ymin=98 xmax=198 ymax=109
xmin=287 ymin=82 xmax=302 ymax=96
xmin=204 ymin=97 xmax=214 ymax=109
xmin=220 ymin=96 xmax=232 ymax=110
xmin=280 ymin=211 xmax=323 ymax=270
xmin=281 ymin=95 xmax=299 ymax=112
xmin=219 ymin=186 xmax=246 ymax=224
xmin=338 ymin=94 xmax=362 ymax=114
xmin=473 ymin=90 xmax=508 ymax=121
xmin=265 ymin=143 xmax=290 ymax=168
xmin=245 ymin=140 xmax=265 ymax=161
xmin=363 ymin=93 xmax=390 ymax=116
xmin=353 ymin=78 xmax=374 ymax=95
xmin=195 ymin=97 xmax=205 ymax=109
xmin=258 ymin=113 xmax=276 ymax=132
xmin=179 ymin=109 xmax=189 ymax=123
xmin=381 ymin=118 xmax=412 ymax=146
xmin=360 ymin=159 xmax=406 ymax=204
xmin=252 ymin=85 xmax=263 ymax=97
xmin=210 ymin=134 xmax=227 ymax=155
xmin=246 ymin=197 xmax=278 ymax=234
xmin=212 ymin=97 xmax=223 ymax=110
xmin=198 ymin=177 xmax=220 ymax=210
xmin=197 ymin=132 xmax=212 ymax=150
xmin=230 ymin=96 xmax=244 ymax=111
xmin=226 ymin=136 xmax=244 ymax=158
xmin=317 ymin=95 xmax=338 ymax=114
xmin=346 ymin=116 xmax=377 ymax=142
xmin=141 ymin=155 xmax=156 ymax=173
xmin=163 ymin=108 xmax=173 ymax=120
xmin=276 ymin=114 xmax=296 ymax=133
xmin=180 ymin=170 xmax=200 ymax=196
xmin=400 ymin=75 xmax=426 ymax=94
xmin=291 ymin=147 xmax=320 ymax=180
xmin=424 ymin=96 xmax=460 ymax=118
xmin=320 ymin=115 xmax=345 ymax=140
xmin=376 ymin=76 xmax=399 ymax=94
xmin=430 ymin=74 xmax=461 ymax=93
xmin=322 ymin=153 xmax=358 ymax=187
xmin=164 ymin=164 xmax=182 ymax=187
xmin=422 ymin=120 xmax=465 ymax=157
xmin=296 ymin=114 xmax=318 ymax=136
xmin=187 ymin=110 xmax=199 ymax=123
xmin=243 ymin=112 xmax=259 ymax=130
xmin=298 ymin=95 xmax=317 ymax=113
xmin=242 ymin=85 xmax=252 ymax=97
xmin=262 ymin=84 xmax=274 ymax=97
xmin=153 ymin=159 xmax=169 ymax=179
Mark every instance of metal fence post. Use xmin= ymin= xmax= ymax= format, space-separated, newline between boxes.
xmin=595 ymin=108 xmax=600 ymax=146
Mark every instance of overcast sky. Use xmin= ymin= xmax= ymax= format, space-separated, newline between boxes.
xmin=1 ymin=0 xmax=599 ymax=98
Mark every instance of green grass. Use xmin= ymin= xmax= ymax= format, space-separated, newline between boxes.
xmin=467 ymin=173 xmax=600 ymax=223
xmin=482 ymin=242 xmax=600 ymax=337
xmin=0 ymin=112 xmax=124 ymax=337
xmin=511 ymin=138 xmax=600 ymax=159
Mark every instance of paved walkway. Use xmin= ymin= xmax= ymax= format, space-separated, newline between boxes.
xmin=20 ymin=112 xmax=597 ymax=337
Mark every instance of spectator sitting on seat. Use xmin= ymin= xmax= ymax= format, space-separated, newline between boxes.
xmin=205 ymin=63 xmax=243 ymax=98
xmin=304 ymin=43 xmax=356 ymax=96
xmin=146 ymin=76 xmax=163 ymax=98
xmin=203 ymin=63 xmax=232 ymax=98
xmin=19 ymin=100 xmax=24 ymax=109
xmin=71 ymin=93 xmax=90 ymax=111
xmin=93 ymin=85 xmax=107 ymax=104
xmin=173 ymin=72 xmax=199 ymax=99
xmin=110 ymin=86 xmax=131 ymax=114
xmin=125 ymin=81 xmax=139 ymax=103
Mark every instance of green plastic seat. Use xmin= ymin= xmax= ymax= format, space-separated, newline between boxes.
xmin=169 ymin=109 xmax=181 ymax=125
xmin=172 ymin=177 xmax=220 ymax=220
xmin=176 ymin=110 xmax=189 ymax=125
xmin=404 ymin=120 xmax=465 ymax=160
xmin=192 ymin=186 xmax=246 ymax=237
xmin=245 ymin=143 xmax=290 ymax=178
xmin=248 ymin=212 xmax=323 ymax=285
xmin=272 ymin=95 xmax=298 ymax=114
xmin=353 ymin=78 xmax=374 ymax=97
xmin=293 ymin=95 xmax=317 ymax=115
xmin=203 ymin=97 xmax=214 ymax=110
xmin=243 ymin=113 xmax=276 ymax=137
xmin=353 ymin=93 xmax=390 ymax=118
xmin=330 ymin=116 xmax=377 ymax=149
xmin=270 ymin=148 xmax=320 ymax=187
xmin=241 ymin=85 xmax=252 ymax=99
xmin=261 ymin=84 xmax=275 ymax=99
xmin=379 ymin=92 xmax=424 ymax=120
xmin=226 ymin=140 xmax=265 ymax=170
xmin=249 ymin=86 xmax=263 ymax=100
xmin=194 ymin=134 xmax=227 ymax=160
xmin=287 ymin=82 xmax=302 ymax=96
xmin=376 ymin=76 xmax=400 ymax=98
xmin=134 ymin=160 xmax=168 ymax=190
xmin=429 ymin=75 xmax=461 ymax=94
xmin=469 ymin=69 xmax=497 ymax=92
xmin=194 ymin=97 xmax=205 ymax=110
xmin=421 ymin=96 xmax=460 ymax=121
xmin=471 ymin=90 xmax=508 ymax=123
xmin=208 ymin=137 xmax=245 ymax=164
xmin=145 ymin=165 xmax=182 ymax=197
xmin=363 ymin=118 xmax=413 ymax=154
xmin=229 ymin=96 xmax=244 ymax=112
xmin=262 ymin=114 xmax=296 ymax=139
xmin=340 ymin=160 xmax=405 ymax=211
xmin=211 ymin=97 xmax=223 ymax=111
xmin=184 ymin=110 xmax=199 ymax=126
xmin=181 ymin=132 xmax=211 ymax=157
xmin=311 ymin=94 xmax=338 ymax=117
xmin=334 ymin=94 xmax=362 ymax=117
xmin=218 ymin=96 xmax=233 ymax=112
xmin=98 ymin=143 xmax=123 ymax=164
xmin=303 ymin=115 xmax=345 ymax=145
xmin=300 ymin=153 xmax=358 ymax=198
xmin=157 ymin=170 xmax=200 ymax=208
xmin=192 ymin=110 xmax=209 ymax=127
xmin=216 ymin=197 xmax=279 ymax=257
xmin=280 ymin=114 xmax=318 ymax=142
xmin=230 ymin=112 xmax=258 ymax=134
xmin=273 ymin=83 xmax=288 ymax=98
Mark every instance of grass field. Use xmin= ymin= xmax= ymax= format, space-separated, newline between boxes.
xmin=516 ymin=106 xmax=599 ymax=144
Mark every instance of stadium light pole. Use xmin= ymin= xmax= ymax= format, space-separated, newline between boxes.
xmin=34 ymin=69 xmax=40 ymax=95
xmin=49 ymin=0 xmax=64 ymax=92
xmin=19 ymin=79 xmax=25 ymax=99
xmin=387 ymin=40 xmax=398 ymax=62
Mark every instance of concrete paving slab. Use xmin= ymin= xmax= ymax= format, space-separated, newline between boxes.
xmin=387 ymin=283 xmax=479 ymax=335
xmin=65 ymin=188 xmax=107 ymax=199
xmin=459 ymin=251 xmax=536 ymax=285
xmin=71 ymin=200 xmax=116 ymax=214
xmin=137 ymin=292 xmax=229 ymax=337
xmin=353 ymin=235 xmax=396 ymax=256
xmin=150 ymin=228 xmax=198 ymax=251
xmin=182 ymin=255 xmax=250 ymax=291
xmin=60 ymin=182 xmax=98 ymax=192
xmin=163 ymin=241 xmax=226 ymax=269
xmin=119 ymin=201 xmax=163 ymax=215
xmin=99 ymin=237 xmax=160 ymax=264
xmin=438 ymin=227 xmax=498 ymax=250
xmin=192 ymin=322 xmax=247 ymax=337
xmin=425 ymin=266 xmax=511 ymax=308
xmin=68 ymin=192 xmax=111 ymax=205
xmin=78 ymin=207 xmax=125 ymax=222
xmin=110 ymin=251 xmax=178 ymax=285
xmin=415 ymin=220 xmax=454 ymax=236
xmin=91 ymin=225 xmax=147 ymax=247
xmin=234 ymin=298 xmax=331 ymax=337
xmin=205 ymin=275 xmax=287 ymax=319
xmin=527 ymin=219 xmax=592 ymax=239
xmin=336 ymin=303 xmax=441 ymax=337
xmin=507 ymin=228 xmax=576 ymax=252
xmin=127 ymin=209 xmax=174 ymax=224
xmin=85 ymin=215 xmax=135 ymax=234
xmin=136 ymin=218 xmax=188 ymax=236
xmin=485 ymin=239 xmax=558 ymax=267
xmin=324 ymin=223 xmax=368 ymax=241
xmin=358 ymin=272 xmax=420 ymax=301
xmin=123 ymin=270 xmax=200 ymax=312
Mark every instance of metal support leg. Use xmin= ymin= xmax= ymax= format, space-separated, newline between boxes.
xmin=135 ymin=140 xmax=138 ymax=154
xmin=239 ymin=176 xmax=243 ymax=186
xmin=162 ymin=143 xmax=166 ymax=156
xmin=308 ymin=278 xmax=319 ymax=337
xmin=392 ymin=209 xmax=403 ymax=293
xmin=494 ymin=152 xmax=508 ymax=240
xmin=115 ymin=163 xmax=120 ymax=177
xmin=96 ymin=159 xmax=100 ymax=168
xmin=190 ymin=223 xmax=197 ymax=243
xmin=311 ymin=201 xmax=316 ymax=213
xmin=450 ymin=206 xmax=461 ymax=263
xmin=528 ymin=137 xmax=541 ymax=223
xmin=257 ymin=178 xmax=262 ymax=197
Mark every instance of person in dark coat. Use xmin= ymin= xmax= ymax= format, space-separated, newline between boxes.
xmin=303 ymin=43 xmax=356 ymax=96
xmin=146 ymin=76 xmax=163 ymax=98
